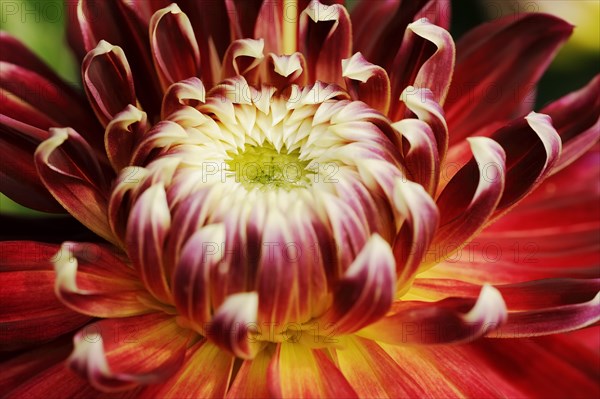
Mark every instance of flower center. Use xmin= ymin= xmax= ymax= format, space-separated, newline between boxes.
xmin=226 ymin=143 xmax=314 ymax=190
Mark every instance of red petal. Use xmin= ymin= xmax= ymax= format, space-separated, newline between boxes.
xmin=173 ymin=224 xmax=226 ymax=330
xmin=54 ymin=242 xmax=153 ymax=318
xmin=68 ymin=313 xmax=190 ymax=392
xmin=445 ymin=13 xmax=573 ymax=143
xmin=35 ymin=128 xmax=116 ymax=244
xmin=161 ymin=77 xmax=206 ymax=119
xmin=0 ymin=116 xmax=62 ymax=212
xmin=207 ymin=292 xmax=263 ymax=359
xmin=393 ymin=179 xmax=439 ymax=289
xmin=126 ymin=184 xmax=172 ymax=304
xmin=388 ymin=18 xmax=455 ymax=121
xmin=318 ymin=235 xmax=395 ymax=334
xmin=0 ymin=241 xmax=90 ymax=351
xmin=360 ymin=285 xmax=507 ymax=344
xmin=149 ymin=4 xmax=201 ymax=91
xmin=299 ymin=0 xmax=352 ymax=85
xmin=82 ymin=41 xmax=137 ymax=127
xmin=266 ymin=53 xmax=308 ymax=89
xmin=542 ymin=74 xmax=600 ymax=174
xmin=395 ymin=119 xmax=439 ymax=194
xmin=431 ymin=137 xmax=506 ymax=265
xmin=0 ymin=337 xmax=72 ymax=394
xmin=221 ymin=38 xmax=265 ymax=84
xmin=342 ymin=52 xmax=391 ymax=115
xmin=105 ymin=105 xmax=149 ymax=172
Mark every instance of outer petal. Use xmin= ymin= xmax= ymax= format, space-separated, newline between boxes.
xmin=139 ymin=340 xmax=233 ymax=399
xmin=35 ymin=128 xmax=116 ymax=244
xmin=3 ymin=361 xmax=139 ymax=399
xmin=317 ymin=234 xmax=395 ymax=335
xmin=430 ymin=137 xmax=506 ymax=266
xmin=541 ymin=74 xmax=600 ymax=174
xmin=388 ymin=18 xmax=455 ymax=121
xmin=68 ymin=313 xmax=190 ymax=392
xmin=445 ymin=13 xmax=573 ymax=142
xmin=54 ymin=242 xmax=153 ymax=318
xmin=299 ymin=0 xmax=352 ymax=85
xmin=0 ymin=116 xmax=61 ymax=212
xmin=82 ymin=40 xmax=137 ymax=127
xmin=359 ymin=285 xmax=507 ymax=345
xmin=429 ymin=145 xmax=599 ymax=284
xmin=0 ymin=241 xmax=90 ymax=350
xmin=149 ymin=4 xmax=201 ymax=91
xmin=267 ymin=344 xmax=358 ymax=398
xmin=0 ymin=337 xmax=72 ymax=394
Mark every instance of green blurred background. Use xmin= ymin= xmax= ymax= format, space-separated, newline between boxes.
xmin=1 ymin=0 xmax=599 ymax=216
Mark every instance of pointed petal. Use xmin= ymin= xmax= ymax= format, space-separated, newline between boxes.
xmin=104 ymin=105 xmax=148 ymax=172
xmin=54 ymin=242 xmax=153 ymax=318
xmin=35 ymin=128 xmax=116 ymax=244
xmin=342 ymin=52 xmax=391 ymax=115
xmin=266 ymin=53 xmax=308 ymax=89
xmin=68 ymin=313 xmax=190 ymax=392
xmin=161 ymin=77 xmax=206 ymax=119
xmin=0 ymin=241 xmax=90 ymax=351
xmin=491 ymin=112 xmax=562 ymax=218
xmin=389 ymin=18 xmax=455 ymax=121
xmin=267 ymin=344 xmax=358 ymax=398
xmin=431 ymin=137 xmax=506 ymax=264
xmin=173 ymin=224 xmax=226 ymax=330
xmin=360 ymin=285 xmax=507 ymax=344
xmin=542 ymin=74 xmax=600 ymax=174
xmin=446 ymin=13 xmax=573 ymax=143
xmin=299 ymin=0 xmax=352 ymax=85
xmin=221 ymin=38 xmax=265 ymax=84
xmin=126 ymin=184 xmax=172 ymax=304
xmin=149 ymin=4 xmax=201 ymax=91
xmin=393 ymin=179 xmax=439 ymax=290
xmin=82 ymin=40 xmax=137 ymax=127
xmin=207 ymin=292 xmax=262 ymax=359
xmin=400 ymin=86 xmax=448 ymax=161
xmin=394 ymin=119 xmax=439 ymax=194
xmin=491 ymin=293 xmax=600 ymax=338
xmin=318 ymin=235 xmax=395 ymax=335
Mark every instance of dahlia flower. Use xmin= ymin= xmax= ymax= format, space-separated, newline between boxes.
xmin=1 ymin=0 xmax=599 ymax=397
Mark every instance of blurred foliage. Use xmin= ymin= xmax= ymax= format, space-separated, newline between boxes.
xmin=1 ymin=0 xmax=598 ymax=216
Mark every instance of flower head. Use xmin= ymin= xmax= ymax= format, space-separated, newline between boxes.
xmin=1 ymin=0 xmax=599 ymax=398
